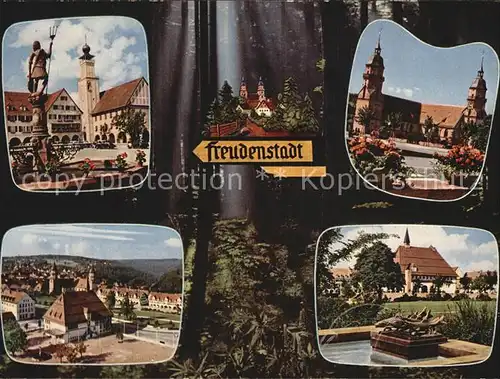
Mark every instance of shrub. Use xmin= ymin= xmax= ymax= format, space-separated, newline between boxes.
xmin=452 ymin=293 xmax=469 ymax=301
xmin=316 ymin=297 xmax=388 ymax=329
xmin=434 ymin=145 xmax=484 ymax=174
xmin=439 ymin=300 xmax=495 ymax=346
xmin=441 ymin=293 xmax=453 ymax=301
xmin=104 ymin=160 xmax=113 ymax=169
xmin=348 ymin=136 xmax=414 ymax=181
xmin=476 ymin=292 xmax=492 ymax=302
xmin=427 ymin=292 xmax=443 ymax=301
xmin=393 ymin=293 xmax=419 ymax=302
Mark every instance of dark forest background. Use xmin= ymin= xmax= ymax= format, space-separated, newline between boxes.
xmin=0 ymin=1 xmax=499 ymax=378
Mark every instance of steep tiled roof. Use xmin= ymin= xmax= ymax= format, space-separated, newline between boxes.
xmin=74 ymin=277 xmax=89 ymax=291
xmin=44 ymin=89 xmax=65 ymax=111
xmin=4 ymin=89 xmax=80 ymax=114
xmin=420 ymin=104 xmax=465 ymax=129
xmin=330 ymin=268 xmax=353 ymax=278
xmin=91 ymin=77 xmax=144 ymax=115
xmin=382 ymin=95 xmax=465 ymax=129
xmin=1 ymin=289 xmax=29 ymax=304
xmin=44 ymin=291 xmax=112 ymax=326
xmin=383 ymin=94 xmax=422 ymax=124
xmin=256 ymin=99 xmax=275 ymax=111
xmin=148 ymin=292 xmax=181 ymax=302
xmin=395 ymin=245 xmax=457 ymax=277
xmin=4 ymin=92 xmax=33 ymax=114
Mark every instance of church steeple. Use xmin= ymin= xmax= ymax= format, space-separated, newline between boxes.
xmin=404 ymin=228 xmax=410 ymax=246
xmin=353 ymin=32 xmax=385 ymax=134
xmin=375 ymin=30 xmax=382 ymax=55
xmin=239 ymin=76 xmax=248 ymax=99
xmin=465 ymin=53 xmax=487 ymax=124
xmin=257 ymin=76 xmax=266 ymax=101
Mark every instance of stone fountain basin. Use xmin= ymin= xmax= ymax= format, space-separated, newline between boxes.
xmin=15 ymin=162 xmax=148 ymax=191
xmin=318 ymin=326 xmax=491 ymax=366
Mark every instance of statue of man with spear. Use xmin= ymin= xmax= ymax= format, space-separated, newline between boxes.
xmin=27 ymin=26 xmax=57 ymax=99
xmin=27 ymin=25 xmax=58 ymax=175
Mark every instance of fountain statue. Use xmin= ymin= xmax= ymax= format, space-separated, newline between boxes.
xmin=371 ymin=307 xmax=447 ymax=360
xmin=27 ymin=26 xmax=57 ymax=173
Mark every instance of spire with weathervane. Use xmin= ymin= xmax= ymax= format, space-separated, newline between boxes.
xmin=465 ymin=51 xmax=487 ymax=124
xmin=404 ymin=228 xmax=411 ymax=247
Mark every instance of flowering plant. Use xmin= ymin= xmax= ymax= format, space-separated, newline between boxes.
xmin=135 ymin=150 xmax=146 ymax=166
xmin=115 ymin=152 xmax=128 ymax=172
xmin=45 ymin=159 xmax=61 ymax=176
xmin=348 ymin=136 xmax=414 ymax=183
xmin=11 ymin=160 xmax=19 ymax=177
xmin=79 ymin=158 xmax=96 ymax=176
xmin=433 ymin=145 xmax=484 ymax=174
xmin=104 ymin=160 xmax=114 ymax=169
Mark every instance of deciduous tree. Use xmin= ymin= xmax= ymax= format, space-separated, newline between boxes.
xmin=352 ymin=241 xmax=404 ymax=301
xmin=4 ymin=320 xmax=27 ymax=356
xmin=112 ymin=108 xmax=147 ymax=148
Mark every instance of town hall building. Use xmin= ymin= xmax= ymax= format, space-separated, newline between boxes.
xmin=351 ymin=37 xmax=488 ymax=142
xmin=5 ymin=42 xmax=150 ymax=147
xmin=329 ymin=228 xmax=461 ymax=296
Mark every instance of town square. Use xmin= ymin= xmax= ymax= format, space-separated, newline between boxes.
xmin=3 ymin=16 xmax=150 ymax=192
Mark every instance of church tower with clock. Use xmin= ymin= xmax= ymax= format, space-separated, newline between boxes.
xmin=77 ymin=41 xmax=100 ymax=142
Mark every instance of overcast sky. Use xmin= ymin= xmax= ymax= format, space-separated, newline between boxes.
xmin=1 ymin=224 xmax=182 ymax=260
xmin=325 ymin=225 xmax=498 ymax=273
xmin=2 ymin=16 xmax=148 ymax=101
xmin=349 ymin=19 xmax=499 ymax=115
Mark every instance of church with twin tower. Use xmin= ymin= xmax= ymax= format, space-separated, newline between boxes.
xmin=352 ymin=35 xmax=488 ymax=141
xmin=76 ymin=41 xmax=150 ymax=144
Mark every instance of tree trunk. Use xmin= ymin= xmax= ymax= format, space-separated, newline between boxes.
xmin=391 ymin=1 xmax=403 ymax=24
xmin=360 ymin=1 xmax=368 ymax=29
xmin=178 ymin=0 xmax=216 ymax=361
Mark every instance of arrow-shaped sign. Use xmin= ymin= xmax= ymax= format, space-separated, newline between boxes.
xmin=193 ymin=140 xmax=314 ymax=163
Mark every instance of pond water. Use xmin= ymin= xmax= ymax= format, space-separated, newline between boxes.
xmin=320 ymin=340 xmax=447 ymax=366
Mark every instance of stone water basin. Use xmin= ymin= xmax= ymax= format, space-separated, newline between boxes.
xmin=320 ymin=340 xmax=447 ymax=365
xmin=318 ymin=326 xmax=491 ymax=366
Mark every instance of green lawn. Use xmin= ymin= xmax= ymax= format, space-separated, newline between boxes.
xmin=111 ymin=308 xmax=181 ymax=321
xmin=35 ymin=295 xmax=56 ymax=306
xmin=384 ymin=300 xmax=496 ymax=314
xmin=134 ymin=310 xmax=181 ymax=321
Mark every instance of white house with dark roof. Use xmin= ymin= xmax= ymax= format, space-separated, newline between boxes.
xmin=43 ymin=290 xmax=112 ymax=343
xmin=1 ymin=289 xmax=35 ymax=321
xmin=4 ymin=89 xmax=83 ymax=147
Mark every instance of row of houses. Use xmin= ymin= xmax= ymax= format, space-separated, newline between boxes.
xmin=329 ymin=229 xmax=497 ymax=296
xmin=5 ymin=43 xmax=149 ymax=148
xmin=95 ymin=287 xmax=182 ymax=313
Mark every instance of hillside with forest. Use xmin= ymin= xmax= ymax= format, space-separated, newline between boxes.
xmin=2 ymin=255 xmax=181 ymax=289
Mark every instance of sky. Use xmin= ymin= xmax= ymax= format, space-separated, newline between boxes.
xmin=349 ymin=19 xmax=499 ymax=115
xmin=326 ymin=225 xmax=498 ymax=273
xmin=2 ymin=16 xmax=148 ymax=101
xmin=1 ymin=224 xmax=183 ymax=260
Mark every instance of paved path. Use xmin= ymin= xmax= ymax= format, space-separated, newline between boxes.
xmin=392 ymin=140 xmax=449 ymax=157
